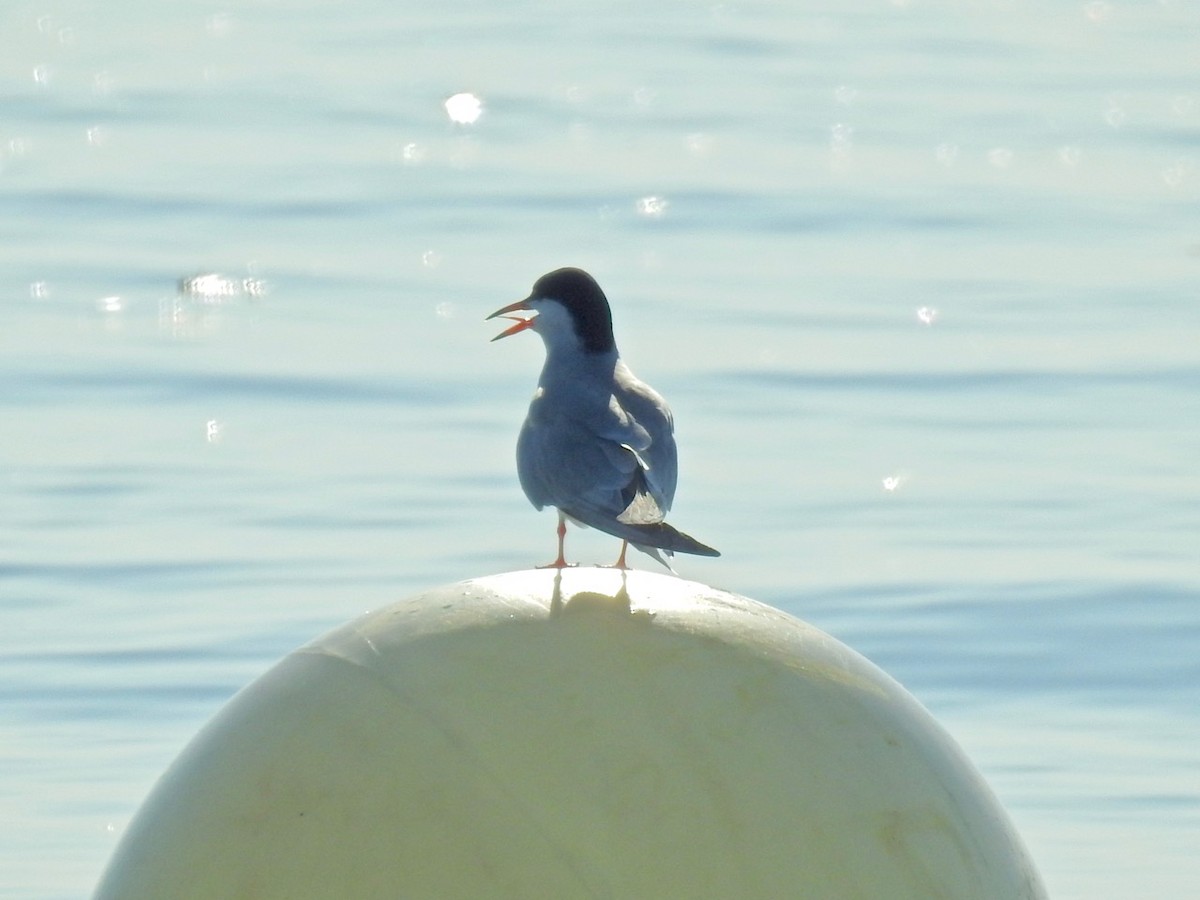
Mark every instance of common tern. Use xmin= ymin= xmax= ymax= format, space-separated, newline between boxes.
xmin=488 ymin=267 xmax=720 ymax=571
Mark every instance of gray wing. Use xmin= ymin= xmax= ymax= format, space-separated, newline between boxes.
xmin=610 ymin=360 xmax=678 ymax=513
xmin=515 ymin=371 xmax=717 ymax=558
xmin=516 ymin=362 xmax=678 ymax=528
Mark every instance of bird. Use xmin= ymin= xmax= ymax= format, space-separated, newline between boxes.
xmin=487 ymin=266 xmax=719 ymax=571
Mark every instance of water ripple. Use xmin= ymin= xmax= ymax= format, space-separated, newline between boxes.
xmin=5 ymin=369 xmax=456 ymax=407
xmin=718 ymin=366 xmax=1200 ymax=394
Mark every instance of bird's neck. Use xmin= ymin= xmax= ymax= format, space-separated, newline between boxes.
xmin=537 ymin=346 xmax=619 ymax=401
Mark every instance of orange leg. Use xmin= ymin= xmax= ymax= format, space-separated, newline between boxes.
xmin=536 ymin=512 xmax=572 ymax=569
xmin=612 ymin=540 xmax=630 ymax=570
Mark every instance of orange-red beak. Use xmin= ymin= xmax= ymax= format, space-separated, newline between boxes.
xmin=486 ymin=298 xmax=536 ymax=341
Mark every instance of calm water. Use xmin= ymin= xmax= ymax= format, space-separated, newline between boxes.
xmin=3 ymin=1 xmax=1199 ymax=896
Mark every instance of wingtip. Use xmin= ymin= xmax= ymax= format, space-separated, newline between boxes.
xmin=637 ymin=523 xmax=720 ymax=559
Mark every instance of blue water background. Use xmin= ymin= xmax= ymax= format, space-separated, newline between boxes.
xmin=2 ymin=1 xmax=1198 ymax=896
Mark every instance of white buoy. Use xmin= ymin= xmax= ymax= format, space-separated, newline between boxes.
xmin=94 ymin=569 xmax=1046 ymax=898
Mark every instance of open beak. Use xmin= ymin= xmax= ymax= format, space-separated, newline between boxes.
xmin=486 ymin=297 xmax=536 ymax=341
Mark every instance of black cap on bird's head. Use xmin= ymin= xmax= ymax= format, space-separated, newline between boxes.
xmin=487 ymin=267 xmax=616 ymax=355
